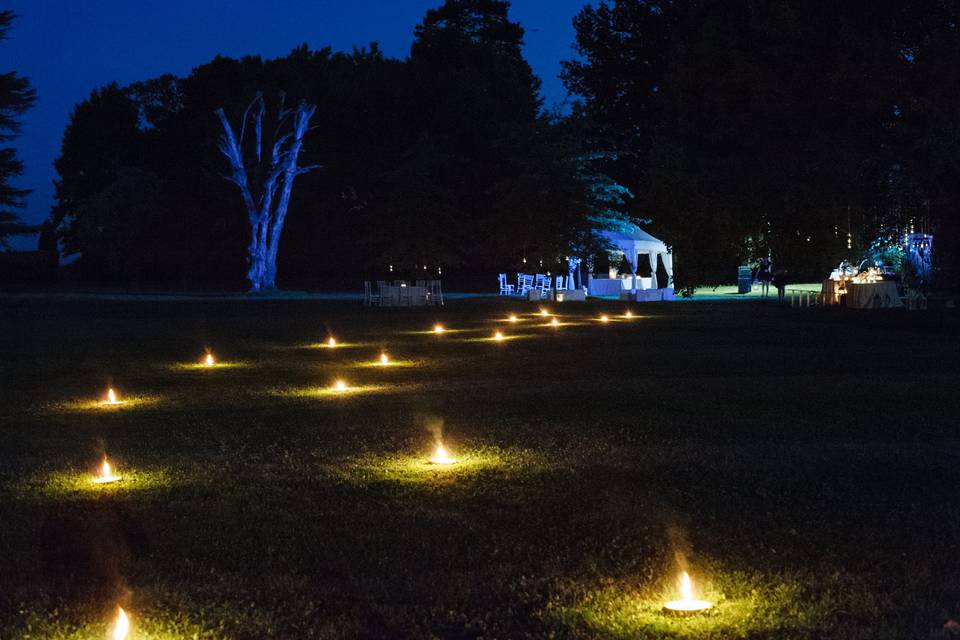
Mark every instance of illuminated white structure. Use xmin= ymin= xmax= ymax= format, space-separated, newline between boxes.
xmin=588 ymin=224 xmax=674 ymax=300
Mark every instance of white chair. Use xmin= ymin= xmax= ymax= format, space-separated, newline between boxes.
xmin=517 ymin=273 xmax=534 ymax=296
xmin=363 ymin=281 xmax=381 ymax=306
xmin=429 ymin=280 xmax=445 ymax=306
xmin=536 ymin=274 xmax=552 ymax=299
xmin=498 ymin=273 xmax=515 ymax=296
xmin=376 ymin=280 xmax=391 ymax=306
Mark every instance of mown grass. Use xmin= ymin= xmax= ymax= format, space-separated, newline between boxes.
xmin=0 ymin=296 xmax=959 ymax=638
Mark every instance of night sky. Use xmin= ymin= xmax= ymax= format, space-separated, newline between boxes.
xmin=4 ymin=0 xmax=587 ymax=250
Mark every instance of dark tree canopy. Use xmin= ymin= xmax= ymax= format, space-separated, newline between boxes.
xmin=51 ymin=1 xmax=603 ymax=288
xmin=0 ymin=11 xmax=37 ymax=248
xmin=564 ymin=0 xmax=960 ymax=290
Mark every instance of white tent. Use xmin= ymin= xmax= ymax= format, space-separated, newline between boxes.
xmin=597 ymin=224 xmax=673 ymax=291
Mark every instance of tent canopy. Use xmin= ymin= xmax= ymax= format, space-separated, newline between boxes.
xmin=598 ymin=225 xmax=668 ymax=257
xmin=595 ymin=224 xmax=673 ymax=290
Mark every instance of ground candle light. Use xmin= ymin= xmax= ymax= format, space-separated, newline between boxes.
xmin=508 ymin=314 xmax=518 ymax=322
xmin=103 ymin=387 xmax=122 ymax=405
xmin=551 ymin=317 xmax=559 ymax=327
xmin=327 ymin=337 xmax=337 ymax=348
xmin=494 ymin=331 xmax=505 ymax=341
xmin=429 ymin=443 xmax=457 ymax=465
xmin=625 ymin=310 xmax=633 ymax=318
xmin=204 ymin=352 xmax=215 ymax=367
xmin=332 ymin=379 xmax=348 ymax=391
xmin=379 ymin=352 xmax=390 ymax=365
xmin=663 ymin=571 xmax=713 ymax=615
xmin=540 ymin=308 xmax=550 ymax=317
xmin=93 ymin=458 xmax=121 ymax=484
xmin=600 ymin=314 xmax=610 ymax=322
xmin=434 ymin=324 xmax=445 ymax=334
xmin=110 ymin=606 xmax=129 ymax=640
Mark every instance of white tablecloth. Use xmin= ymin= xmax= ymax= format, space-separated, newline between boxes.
xmin=821 ymin=279 xmax=840 ymax=304
xmin=588 ymin=277 xmax=653 ymax=296
xmin=845 ymin=281 xmax=902 ymax=309
xmin=379 ymin=285 xmax=428 ymax=306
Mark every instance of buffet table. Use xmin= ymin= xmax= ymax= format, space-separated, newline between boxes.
xmin=588 ymin=277 xmax=653 ymax=296
xmin=845 ymin=281 xmax=902 ymax=309
xmin=379 ymin=285 xmax=428 ymax=306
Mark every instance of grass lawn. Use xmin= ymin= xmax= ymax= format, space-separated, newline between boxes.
xmin=1 ymin=296 xmax=959 ymax=639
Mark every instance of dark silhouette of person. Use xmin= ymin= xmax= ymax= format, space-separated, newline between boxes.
xmin=755 ymin=257 xmax=772 ymax=298
xmin=772 ymin=269 xmax=789 ymax=303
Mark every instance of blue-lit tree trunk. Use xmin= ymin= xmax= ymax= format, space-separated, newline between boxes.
xmin=216 ymin=93 xmax=318 ymax=292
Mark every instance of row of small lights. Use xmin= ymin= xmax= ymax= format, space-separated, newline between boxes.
xmin=92 ymin=307 xmax=709 ymax=636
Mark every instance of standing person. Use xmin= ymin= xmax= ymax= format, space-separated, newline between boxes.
xmin=772 ymin=268 xmax=789 ymax=303
xmin=756 ymin=257 xmax=772 ymax=298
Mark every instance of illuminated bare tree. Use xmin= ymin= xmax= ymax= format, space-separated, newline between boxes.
xmin=216 ymin=92 xmax=318 ymax=292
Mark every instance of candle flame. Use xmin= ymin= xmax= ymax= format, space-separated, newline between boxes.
xmin=103 ymin=387 xmax=120 ymax=405
xmin=430 ymin=443 xmax=457 ymax=464
xmin=434 ymin=324 xmax=445 ymax=334
xmin=680 ymin=571 xmax=693 ymax=600
xmin=540 ymin=309 xmax=549 ymax=317
xmin=551 ymin=317 xmax=559 ymax=327
xmin=625 ymin=310 xmax=633 ymax=318
xmin=204 ymin=352 xmax=215 ymax=366
xmin=333 ymin=379 xmax=348 ymax=391
xmin=111 ymin=607 xmax=129 ymax=640
xmin=600 ymin=314 xmax=609 ymax=322
xmin=508 ymin=314 xmax=518 ymax=322
xmin=663 ymin=570 xmax=713 ymax=614
xmin=327 ymin=337 xmax=337 ymax=347
xmin=380 ymin=352 xmax=390 ymax=365
xmin=494 ymin=331 xmax=504 ymax=341
xmin=94 ymin=457 xmax=121 ymax=484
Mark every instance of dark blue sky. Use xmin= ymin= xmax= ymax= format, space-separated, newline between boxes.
xmin=5 ymin=0 xmax=588 ymax=249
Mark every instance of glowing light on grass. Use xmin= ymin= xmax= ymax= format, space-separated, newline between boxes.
xmin=110 ymin=607 xmax=129 ymax=640
xmin=494 ymin=331 xmax=505 ymax=342
xmin=540 ymin=308 xmax=550 ymax=317
xmin=429 ymin=443 xmax=457 ymax=465
xmin=551 ymin=317 xmax=559 ymax=327
xmin=203 ymin=352 xmax=215 ymax=367
xmin=332 ymin=379 xmax=349 ymax=392
xmin=326 ymin=337 xmax=338 ymax=348
xmin=600 ymin=314 xmax=610 ymax=323
xmin=433 ymin=324 xmax=445 ymax=334
xmin=93 ymin=457 xmax=121 ymax=484
xmin=508 ymin=314 xmax=518 ymax=323
xmin=102 ymin=387 xmax=123 ymax=406
xmin=624 ymin=310 xmax=633 ymax=318
xmin=379 ymin=352 xmax=390 ymax=365
xmin=663 ymin=571 xmax=713 ymax=615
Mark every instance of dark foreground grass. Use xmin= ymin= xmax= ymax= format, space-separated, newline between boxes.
xmin=1 ymin=296 xmax=959 ymax=639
